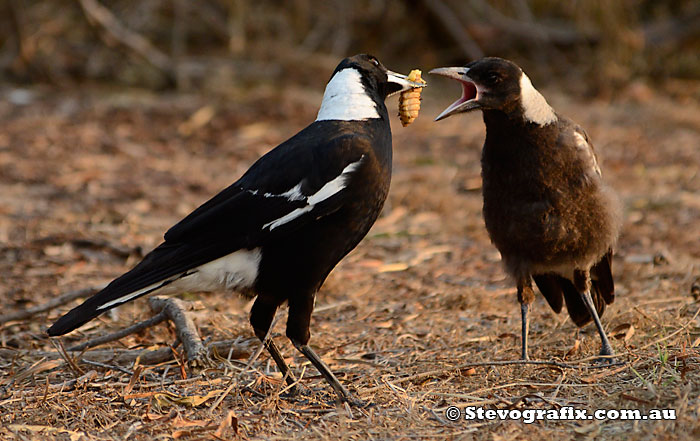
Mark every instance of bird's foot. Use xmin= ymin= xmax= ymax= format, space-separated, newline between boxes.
xmin=186 ymin=351 xmax=216 ymax=373
xmin=338 ymin=392 xmax=372 ymax=409
xmin=281 ymin=382 xmax=313 ymax=398
xmin=595 ymin=345 xmax=616 ymax=365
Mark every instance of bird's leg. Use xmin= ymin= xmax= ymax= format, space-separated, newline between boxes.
xmin=286 ymin=292 xmax=365 ymax=407
xmin=517 ymin=276 xmax=535 ymax=361
xmin=573 ymin=269 xmax=614 ymax=360
xmin=249 ymin=297 xmax=299 ymax=391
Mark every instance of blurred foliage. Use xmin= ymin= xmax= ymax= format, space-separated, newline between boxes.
xmin=0 ymin=0 xmax=698 ymax=95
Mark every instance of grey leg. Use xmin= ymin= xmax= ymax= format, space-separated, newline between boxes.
xmin=250 ymin=298 xmax=299 ymax=391
xmin=517 ymin=277 xmax=535 ymax=361
xmin=287 ymin=293 xmax=365 ymax=406
xmin=574 ymin=270 xmax=614 ymax=360
xmin=290 ymin=339 xmax=364 ymax=406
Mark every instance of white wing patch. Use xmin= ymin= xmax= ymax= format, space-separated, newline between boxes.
xmin=519 ymin=73 xmax=557 ymax=126
xmin=263 ymin=156 xmax=364 ymax=231
xmin=574 ymin=131 xmax=602 ymax=177
xmin=265 ymin=183 xmax=304 ymax=201
xmin=316 ymin=68 xmax=379 ymax=121
xmin=97 ymin=280 xmax=169 ymax=310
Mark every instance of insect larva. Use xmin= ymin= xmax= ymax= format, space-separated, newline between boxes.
xmin=399 ymin=69 xmax=426 ymax=127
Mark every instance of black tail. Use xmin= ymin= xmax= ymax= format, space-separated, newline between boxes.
xmin=533 ymin=250 xmax=614 ymax=328
xmin=46 ymin=278 xmax=172 ymax=336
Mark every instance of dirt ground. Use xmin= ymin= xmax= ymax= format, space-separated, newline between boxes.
xmin=0 ymin=77 xmax=699 ymax=440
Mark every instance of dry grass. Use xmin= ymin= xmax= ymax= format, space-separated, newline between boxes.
xmin=0 ymin=80 xmax=699 ymax=440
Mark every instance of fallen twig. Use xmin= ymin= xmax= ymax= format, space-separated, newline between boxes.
xmin=49 ymin=339 xmax=83 ymax=378
xmin=148 ymin=296 xmax=206 ymax=367
xmin=66 ymin=311 xmax=168 ymax=352
xmin=638 ymin=306 xmax=700 ymax=351
xmin=363 ymin=358 xmax=625 ymax=393
xmin=1 ymin=339 xmax=255 ymax=366
xmin=209 ymin=319 xmax=278 ymax=413
xmin=0 ymin=285 xmax=105 ymax=325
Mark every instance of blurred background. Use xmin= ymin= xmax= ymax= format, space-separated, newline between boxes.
xmin=1 ymin=0 xmax=699 ymax=98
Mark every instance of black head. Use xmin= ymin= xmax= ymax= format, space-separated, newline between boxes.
xmin=430 ymin=57 xmax=556 ymax=125
xmin=332 ymin=54 xmax=425 ymax=100
xmin=316 ymin=54 xmax=426 ymax=122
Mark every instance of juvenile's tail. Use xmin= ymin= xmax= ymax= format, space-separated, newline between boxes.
xmin=533 ymin=250 xmax=614 ymax=327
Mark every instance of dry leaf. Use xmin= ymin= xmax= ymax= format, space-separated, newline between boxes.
xmin=401 ymin=313 xmax=420 ymax=322
xmin=214 ymin=410 xmax=238 ymax=438
xmin=152 ymin=389 xmax=223 ymax=409
xmin=409 ymin=245 xmax=452 ymax=266
xmin=460 ymin=367 xmax=477 ymax=376
xmin=378 ymin=262 xmax=409 ymax=273
xmin=178 ymin=105 xmax=216 ymax=136
xmin=8 ymin=359 xmax=65 ymax=384
xmin=611 ymin=323 xmax=635 ymax=342
xmin=171 ymin=415 xmax=211 ymax=428
xmin=7 ymin=425 xmax=86 ymax=441
xmin=565 ymin=339 xmax=581 ymax=359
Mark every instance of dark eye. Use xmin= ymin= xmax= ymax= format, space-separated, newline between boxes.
xmin=370 ymin=58 xmax=379 ymax=66
xmin=487 ymin=72 xmax=501 ymax=83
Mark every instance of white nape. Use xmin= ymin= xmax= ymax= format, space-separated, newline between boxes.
xmin=263 ymin=156 xmax=364 ymax=231
xmin=519 ymin=73 xmax=557 ymax=126
xmin=316 ymin=68 xmax=379 ymax=121
xmin=96 ymin=248 xmax=262 ymax=310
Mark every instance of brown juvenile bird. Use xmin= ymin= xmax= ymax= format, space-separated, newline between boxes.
xmin=430 ymin=58 xmax=622 ymax=360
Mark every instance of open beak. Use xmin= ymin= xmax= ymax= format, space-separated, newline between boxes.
xmin=386 ymin=70 xmax=427 ymax=97
xmin=429 ymin=67 xmax=480 ymax=121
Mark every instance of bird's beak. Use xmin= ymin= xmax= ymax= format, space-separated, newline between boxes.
xmin=386 ymin=70 xmax=427 ymax=97
xmin=429 ymin=67 xmax=481 ymax=121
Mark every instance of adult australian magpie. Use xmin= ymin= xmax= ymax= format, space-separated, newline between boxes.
xmin=47 ymin=54 xmax=425 ymax=403
xmin=430 ymin=58 xmax=622 ymax=361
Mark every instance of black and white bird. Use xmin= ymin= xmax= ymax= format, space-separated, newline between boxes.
xmin=430 ymin=58 xmax=622 ymax=360
xmin=48 ymin=54 xmax=425 ymax=403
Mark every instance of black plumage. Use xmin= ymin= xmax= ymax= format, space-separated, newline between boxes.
xmin=431 ymin=58 xmax=622 ymax=360
xmin=48 ymin=54 xmax=424 ymax=403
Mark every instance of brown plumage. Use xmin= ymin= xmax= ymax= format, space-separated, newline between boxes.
xmin=431 ymin=58 xmax=622 ymax=360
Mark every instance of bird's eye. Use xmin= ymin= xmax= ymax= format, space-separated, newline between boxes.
xmin=487 ymin=72 xmax=501 ymax=83
xmin=371 ymin=58 xmax=379 ymax=66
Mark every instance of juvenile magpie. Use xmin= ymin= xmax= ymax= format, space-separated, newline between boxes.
xmin=430 ymin=58 xmax=622 ymax=361
xmin=48 ymin=54 xmax=425 ymax=403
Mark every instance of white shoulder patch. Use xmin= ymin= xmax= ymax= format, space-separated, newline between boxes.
xmin=263 ymin=156 xmax=364 ymax=231
xmin=316 ymin=68 xmax=379 ymax=121
xmin=519 ymin=73 xmax=557 ymax=126
xmin=574 ymin=131 xmax=602 ymax=177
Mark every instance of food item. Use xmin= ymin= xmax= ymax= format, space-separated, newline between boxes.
xmin=398 ymin=69 xmax=426 ymax=127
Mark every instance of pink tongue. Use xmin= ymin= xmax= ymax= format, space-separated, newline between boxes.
xmin=462 ymin=81 xmax=477 ymax=101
